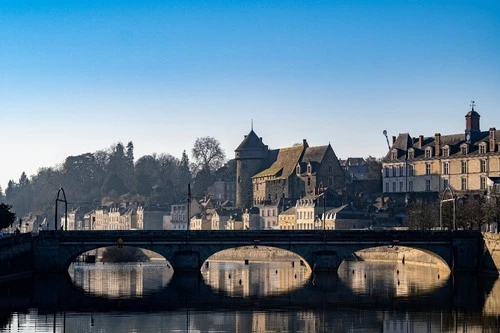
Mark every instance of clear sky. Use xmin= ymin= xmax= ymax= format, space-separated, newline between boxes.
xmin=1 ymin=0 xmax=499 ymax=191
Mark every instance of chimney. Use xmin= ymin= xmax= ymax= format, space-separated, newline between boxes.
xmin=392 ymin=136 xmax=396 ymax=144
xmin=303 ymin=139 xmax=309 ymax=148
xmin=490 ymin=128 xmax=497 ymax=152
xmin=419 ymin=135 xmax=424 ymax=148
xmin=434 ymin=133 xmax=441 ymax=156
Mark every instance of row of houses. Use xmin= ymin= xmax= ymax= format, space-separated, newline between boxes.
xmin=165 ymin=194 xmax=378 ymax=231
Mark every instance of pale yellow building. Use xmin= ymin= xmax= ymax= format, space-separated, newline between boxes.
xmin=383 ymin=104 xmax=500 ymax=195
xmin=278 ymin=206 xmax=296 ymax=230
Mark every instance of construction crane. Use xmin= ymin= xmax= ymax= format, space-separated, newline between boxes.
xmin=383 ymin=130 xmax=391 ymax=150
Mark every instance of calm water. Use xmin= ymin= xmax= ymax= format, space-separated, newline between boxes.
xmin=1 ymin=259 xmax=500 ymax=332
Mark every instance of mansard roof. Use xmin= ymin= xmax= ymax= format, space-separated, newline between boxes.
xmin=384 ymin=129 xmax=499 ymax=162
xmin=235 ymin=130 xmax=267 ymax=151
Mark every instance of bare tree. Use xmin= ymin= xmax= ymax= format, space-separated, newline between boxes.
xmin=191 ymin=137 xmax=226 ymax=172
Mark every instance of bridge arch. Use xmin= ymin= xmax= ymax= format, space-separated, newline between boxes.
xmin=201 ymin=245 xmax=312 ymax=271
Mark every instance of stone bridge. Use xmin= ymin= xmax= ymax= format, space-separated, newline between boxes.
xmin=32 ymin=229 xmax=484 ymax=273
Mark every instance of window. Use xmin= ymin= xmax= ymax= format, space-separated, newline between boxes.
xmin=479 ymin=144 xmax=486 ymax=154
xmin=408 ymin=150 xmax=414 ymax=160
xmin=408 ymin=181 xmax=413 ymax=191
xmin=392 ymin=150 xmax=397 ymax=160
xmin=307 ymin=165 xmax=311 ymax=173
xmin=443 ymin=147 xmax=450 ymax=157
xmin=307 ymin=178 xmax=311 ymax=186
xmin=461 ymin=178 xmax=467 ymax=191
xmin=461 ymin=161 xmax=468 ymax=174
xmin=385 ymin=182 xmax=389 ymax=192
xmin=296 ymin=165 xmax=300 ymax=175
xmin=425 ymin=163 xmax=431 ymax=175
xmin=385 ymin=167 xmax=390 ymax=177
xmin=425 ymin=179 xmax=431 ymax=191
xmin=408 ymin=165 xmax=414 ymax=176
xmin=443 ymin=162 xmax=449 ymax=175
xmin=425 ymin=148 xmax=432 ymax=158
xmin=443 ymin=179 xmax=449 ymax=189
xmin=480 ymin=160 xmax=487 ymax=173
xmin=392 ymin=182 xmax=396 ymax=192
xmin=399 ymin=166 xmax=404 ymax=177
xmin=399 ymin=181 xmax=403 ymax=192
xmin=392 ymin=167 xmax=397 ymax=177
xmin=480 ymin=176 xmax=486 ymax=190
xmin=461 ymin=145 xmax=468 ymax=155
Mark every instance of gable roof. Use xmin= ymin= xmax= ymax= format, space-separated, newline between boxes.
xmin=302 ymin=145 xmax=329 ymax=164
xmin=253 ymin=145 xmax=304 ymax=179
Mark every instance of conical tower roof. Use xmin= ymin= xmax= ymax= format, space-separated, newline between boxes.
xmin=235 ymin=130 xmax=267 ymax=151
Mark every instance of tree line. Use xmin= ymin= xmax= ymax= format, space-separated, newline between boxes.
xmin=0 ymin=137 xmax=227 ymax=220
xmin=406 ymin=194 xmax=500 ymax=231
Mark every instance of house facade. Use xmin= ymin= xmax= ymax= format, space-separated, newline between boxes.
xmin=382 ymin=103 xmax=500 ymax=196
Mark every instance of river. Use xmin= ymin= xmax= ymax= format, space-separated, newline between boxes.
xmin=1 ymin=258 xmax=499 ymax=332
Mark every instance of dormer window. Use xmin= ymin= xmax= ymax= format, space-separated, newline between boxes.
xmin=479 ymin=143 xmax=487 ymax=154
xmin=425 ymin=147 xmax=433 ymax=158
xmin=296 ymin=165 xmax=301 ymax=175
xmin=391 ymin=150 xmax=397 ymax=160
xmin=408 ymin=149 xmax=414 ymax=160
xmin=461 ymin=144 xmax=468 ymax=155
xmin=442 ymin=146 xmax=450 ymax=157
xmin=307 ymin=164 xmax=311 ymax=174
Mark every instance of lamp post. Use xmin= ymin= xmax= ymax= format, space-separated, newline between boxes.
xmin=440 ymin=187 xmax=456 ymax=230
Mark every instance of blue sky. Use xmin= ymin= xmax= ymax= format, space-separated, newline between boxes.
xmin=1 ymin=0 xmax=499 ymax=190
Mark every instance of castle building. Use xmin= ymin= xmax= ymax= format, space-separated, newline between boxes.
xmin=235 ymin=128 xmax=345 ymax=209
xmin=382 ymin=102 xmax=500 ymax=195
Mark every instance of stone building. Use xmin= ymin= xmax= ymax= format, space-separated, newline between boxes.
xmin=235 ymin=128 xmax=345 ymax=209
xmin=382 ymin=103 xmax=500 ymax=196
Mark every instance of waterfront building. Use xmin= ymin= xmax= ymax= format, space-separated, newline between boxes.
xmin=278 ymin=206 xmax=296 ymax=230
xmin=382 ymin=103 xmax=500 ymax=196
xmin=235 ymin=128 xmax=345 ymax=210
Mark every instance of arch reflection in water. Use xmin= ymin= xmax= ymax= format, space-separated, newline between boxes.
xmin=338 ymin=260 xmax=450 ymax=298
xmin=202 ymin=261 xmax=311 ymax=297
xmin=69 ymin=262 xmax=173 ymax=299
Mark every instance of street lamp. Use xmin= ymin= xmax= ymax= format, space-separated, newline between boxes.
xmin=440 ymin=187 xmax=456 ymax=230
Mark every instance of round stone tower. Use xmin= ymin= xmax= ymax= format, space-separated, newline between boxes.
xmin=235 ymin=129 xmax=268 ymax=209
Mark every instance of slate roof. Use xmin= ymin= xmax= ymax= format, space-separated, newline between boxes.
xmin=235 ymin=130 xmax=267 ymax=151
xmin=281 ymin=206 xmax=296 ymax=215
xmin=384 ymin=129 xmax=500 ymax=162
xmin=253 ymin=142 xmax=334 ymax=179
xmin=253 ymin=145 xmax=304 ymax=179
xmin=340 ymin=157 xmax=366 ymax=167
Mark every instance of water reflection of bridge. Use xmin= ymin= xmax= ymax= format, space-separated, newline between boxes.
xmin=0 ymin=271 xmax=491 ymax=315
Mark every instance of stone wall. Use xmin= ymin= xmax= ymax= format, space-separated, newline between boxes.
xmin=209 ymin=246 xmax=301 ymax=263
xmin=356 ymin=246 xmax=449 ymax=270
xmin=481 ymin=232 xmax=500 ymax=274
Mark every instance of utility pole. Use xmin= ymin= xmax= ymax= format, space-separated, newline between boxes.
xmin=187 ymin=183 xmax=191 ymax=243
